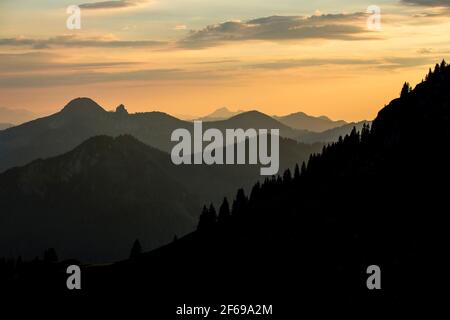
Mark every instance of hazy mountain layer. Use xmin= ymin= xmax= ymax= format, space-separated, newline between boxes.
xmin=274 ymin=112 xmax=347 ymax=132
xmin=70 ymin=62 xmax=450 ymax=309
xmin=0 ymin=99 xmax=306 ymax=173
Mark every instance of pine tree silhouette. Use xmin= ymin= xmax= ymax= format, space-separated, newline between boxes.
xmin=218 ymin=197 xmax=231 ymax=224
xmin=231 ymin=189 xmax=248 ymax=216
xmin=197 ymin=204 xmax=217 ymax=231
xmin=283 ymin=169 xmax=292 ymax=183
xmin=400 ymin=82 xmax=412 ymax=98
xmin=130 ymin=239 xmax=142 ymax=260
xmin=301 ymin=162 xmax=307 ymax=177
xmin=294 ymin=164 xmax=301 ymax=181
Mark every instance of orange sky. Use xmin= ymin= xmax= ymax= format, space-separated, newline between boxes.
xmin=1 ymin=1 xmax=449 ymax=122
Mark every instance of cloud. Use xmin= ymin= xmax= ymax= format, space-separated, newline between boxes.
xmin=401 ymin=0 xmax=450 ymax=6
xmin=417 ymin=48 xmax=433 ymax=54
xmin=0 ymin=52 xmax=137 ymax=72
xmin=375 ymin=57 xmax=437 ymax=70
xmin=173 ymin=25 xmax=187 ymax=31
xmin=179 ymin=13 xmax=378 ymax=48
xmin=79 ymin=0 xmax=148 ymax=10
xmin=0 ymin=35 xmax=166 ymax=49
xmin=0 ymin=68 xmax=224 ymax=88
xmin=247 ymin=58 xmax=379 ymax=70
xmin=245 ymin=57 xmax=438 ymax=71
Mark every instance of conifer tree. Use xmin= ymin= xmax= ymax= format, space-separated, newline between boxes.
xmin=218 ymin=197 xmax=231 ymax=224
xmin=400 ymin=82 xmax=411 ymax=98
xmin=301 ymin=162 xmax=307 ymax=177
xmin=294 ymin=164 xmax=301 ymax=180
xmin=198 ymin=204 xmax=217 ymax=231
xmin=232 ymin=189 xmax=248 ymax=216
xmin=434 ymin=63 xmax=440 ymax=75
xmin=283 ymin=169 xmax=292 ymax=183
xmin=130 ymin=239 xmax=142 ymax=260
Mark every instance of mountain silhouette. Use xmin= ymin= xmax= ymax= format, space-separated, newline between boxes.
xmin=0 ymin=131 xmax=322 ymax=262
xmin=0 ymin=99 xmax=306 ymax=173
xmin=0 ymin=135 xmax=200 ymax=262
xmin=54 ymin=61 xmax=449 ymax=309
xmin=207 ymin=110 xmax=306 ymax=138
xmin=196 ymin=107 xmax=244 ymax=121
xmin=274 ymin=111 xmax=347 ymax=132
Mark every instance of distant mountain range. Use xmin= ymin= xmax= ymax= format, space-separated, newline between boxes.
xmin=0 ymin=98 xmax=365 ymax=261
xmin=0 ymin=98 xmax=362 ymax=173
xmin=195 ymin=107 xmax=244 ymax=122
xmin=197 ymin=107 xmax=351 ymax=132
xmin=69 ymin=61 xmax=449 ymax=307
xmin=274 ymin=112 xmax=347 ymax=132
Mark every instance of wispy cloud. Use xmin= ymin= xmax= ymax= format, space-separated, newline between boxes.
xmin=179 ymin=13 xmax=378 ymax=49
xmin=0 ymin=68 xmax=225 ymax=88
xmin=374 ymin=57 xmax=437 ymax=70
xmin=247 ymin=58 xmax=379 ymax=70
xmin=401 ymin=0 xmax=450 ymax=6
xmin=245 ymin=57 xmax=438 ymax=71
xmin=79 ymin=0 xmax=149 ymax=10
xmin=0 ymin=52 xmax=137 ymax=72
xmin=173 ymin=25 xmax=187 ymax=31
xmin=0 ymin=35 xmax=166 ymax=49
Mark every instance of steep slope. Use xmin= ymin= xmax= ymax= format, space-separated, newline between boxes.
xmin=274 ymin=111 xmax=347 ymax=132
xmin=74 ymin=62 xmax=450 ymax=308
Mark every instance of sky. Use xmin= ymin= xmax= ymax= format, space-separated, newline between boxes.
xmin=0 ymin=0 xmax=449 ymax=121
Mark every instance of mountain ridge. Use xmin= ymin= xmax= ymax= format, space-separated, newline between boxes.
xmin=67 ymin=61 xmax=450 ymax=307
xmin=0 ymin=100 xmax=307 ymax=172
xmin=274 ymin=111 xmax=347 ymax=132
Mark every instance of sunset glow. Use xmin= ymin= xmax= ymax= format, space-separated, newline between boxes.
xmin=1 ymin=0 xmax=449 ymax=121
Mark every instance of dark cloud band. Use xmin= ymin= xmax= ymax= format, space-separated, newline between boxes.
xmin=179 ymin=13 xmax=376 ymax=49
xmin=79 ymin=0 xmax=147 ymax=10
xmin=0 ymin=35 xmax=166 ymax=49
xmin=401 ymin=0 xmax=450 ymax=6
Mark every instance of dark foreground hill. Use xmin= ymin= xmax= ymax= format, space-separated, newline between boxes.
xmin=0 ymin=134 xmax=321 ymax=262
xmin=3 ymin=62 xmax=449 ymax=312
xmin=84 ymin=63 xmax=450 ymax=307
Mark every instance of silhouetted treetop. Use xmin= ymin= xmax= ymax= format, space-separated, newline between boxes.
xmin=130 ymin=239 xmax=142 ymax=260
xmin=401 ymin=82 xmax=412 ymax=98
xmin=218 ymin=197 xmax=231 ymax=224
